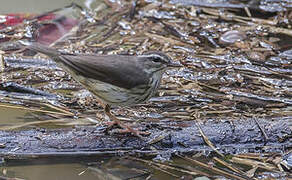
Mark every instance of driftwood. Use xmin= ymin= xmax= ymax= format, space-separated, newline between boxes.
xmin=0 ymin=117 xmax=290 ymax=160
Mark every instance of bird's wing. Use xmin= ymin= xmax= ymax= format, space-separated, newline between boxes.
xmin=58 ymin=54 xmax=150 ymax=90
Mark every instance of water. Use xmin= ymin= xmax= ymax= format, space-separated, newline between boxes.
xmin=1 ymin=163 xmax=97 ymax=180
xmin=0 ymin=107 xmax=28 ymax=124
xmin=0 ymin=0 xmax=82 ymax=14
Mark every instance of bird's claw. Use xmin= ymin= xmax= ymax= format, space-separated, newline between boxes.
xmin=104 ymin=121 xmax=150 ymax=138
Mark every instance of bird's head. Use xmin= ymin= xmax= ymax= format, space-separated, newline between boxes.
xmin=139 ymin=51 xmax=181 ymax=74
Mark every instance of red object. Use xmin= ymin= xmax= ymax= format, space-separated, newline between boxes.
xmin=0 ymin=13 xmax=31 ymax=27
xmin=0 ymin=13 xmax=78 ymax=45
xmin=37 ymin=17 xmax=78 ymax=45
xmin=0 ymin=13 xmax=56 ymax=27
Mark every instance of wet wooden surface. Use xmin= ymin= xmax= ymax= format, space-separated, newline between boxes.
xmin=0 ymin=117 xmax=290 ymax=160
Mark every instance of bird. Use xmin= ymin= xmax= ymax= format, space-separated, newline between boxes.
xmin=26 ymin=43 xmax=181 ymax=137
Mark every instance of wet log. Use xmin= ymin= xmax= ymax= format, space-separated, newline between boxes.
xmin=0 ymin=117 xmax=290 ymax=160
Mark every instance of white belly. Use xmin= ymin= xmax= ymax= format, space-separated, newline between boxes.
xmin=76 ymin=75 xmax=160 ymax=106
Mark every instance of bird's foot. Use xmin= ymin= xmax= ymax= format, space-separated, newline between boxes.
xmin=103 ymin=104 xmax=150 ymax=138
xmin=105 ymin=120 xmax=150 ymax=138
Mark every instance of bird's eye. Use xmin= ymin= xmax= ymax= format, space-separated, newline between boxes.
xmin=150 ymin=57 xmax=161 ymax=63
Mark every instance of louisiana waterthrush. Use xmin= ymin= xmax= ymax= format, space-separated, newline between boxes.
xmin=27 ymin=43 xmax=181 ymax=137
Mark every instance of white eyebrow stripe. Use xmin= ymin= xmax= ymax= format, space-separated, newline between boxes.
xmin=140 ymin=54 xmax=170 ymax=63
xmin=140 ymin=54 xmax=164 ymax=59
xmin=140 ymin=51 xmax=173 ymax=64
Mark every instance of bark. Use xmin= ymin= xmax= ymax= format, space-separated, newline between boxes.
xmin=0 ymin=117 xmax=290 ymax=160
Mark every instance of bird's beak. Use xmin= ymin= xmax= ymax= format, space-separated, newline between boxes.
xmin=167 ymin=61 xmax=183 ymax=68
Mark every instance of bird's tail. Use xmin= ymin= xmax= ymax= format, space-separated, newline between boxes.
xmin=21 ymin=41 xmax=61 ymax=58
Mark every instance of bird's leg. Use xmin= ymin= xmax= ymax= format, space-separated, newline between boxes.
xmin=104 ymin=104 xmax=122 ymax=127
xmin=104 ymin=104 xmax=149 ymax=137
xmin=95 ymin=99 xmax=107 ymax=121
